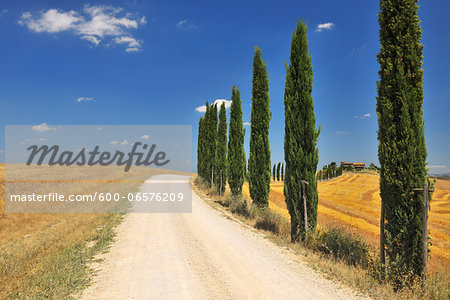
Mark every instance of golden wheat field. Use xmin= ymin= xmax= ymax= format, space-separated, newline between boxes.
xmin=0 ymin=163 xmax=175 ymax=296
xmin=243 ymin=172 xmax=450 ymax=273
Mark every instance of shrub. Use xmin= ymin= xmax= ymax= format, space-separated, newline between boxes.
xmin=250 ymin=206 xmax=290 ymax=236
xmin=253 ymin=207 xmax=280 ymax=234
xmin=229 ymin=196 xmax=250 ymax=218
xmin=314 ymin=227 xmax=373 ymax=268
xmin=194 ymin=176 xmax=208 ymax=189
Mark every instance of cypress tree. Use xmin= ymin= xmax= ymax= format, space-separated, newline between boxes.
xmin=281 ymin=163 xmax=284 ymax=181
xmin=284 ymin=20 xmax=320 ymax=241
xmin=276 ymin=162 xmax=281 ymax=181
xmin=273 ymin=164 xmax=276 ymax=181
xmin=377 ymin=0 xmax=428 ymax=281
xmin=205 ymin=102 xmax=218 ymax=187
xmin=228 ymin=86 xmax=246 ymax=195
xmin=215 ymin=102 xmax=227 ymax=193
xmin=197 ymin=116 xmax=206 ymax=179
xmin=248 ymin=47 xmax=271 ymax=207
xmin=243 ymin=128 xmax=247 ymax=182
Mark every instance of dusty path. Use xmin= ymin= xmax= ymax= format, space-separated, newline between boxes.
xmin=81 ymin=175 xmax=361 ymax=299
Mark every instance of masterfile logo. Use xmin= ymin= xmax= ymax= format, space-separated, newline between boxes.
xmin=5 ymin=125 xmax=192 ymax=213
xmin=26 ymin=142 xmax=170 ymax=172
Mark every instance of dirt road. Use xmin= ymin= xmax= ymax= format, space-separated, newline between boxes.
xmin=81 ymin=175 xmax=360 ymax=299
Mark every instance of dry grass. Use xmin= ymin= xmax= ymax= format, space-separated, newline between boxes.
xmin=243 ymin=173 xmax=450 ymax=274
xmin=0 ymin=163 xmax=165 ymax=298
xmin=197 ymin=176 xmax=449 ymax=299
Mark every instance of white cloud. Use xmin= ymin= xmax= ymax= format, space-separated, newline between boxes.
xmin=316 ymin=22 xmax=335 ymax=32
xmin=114 ymin=36 xmax=141 ymax=47
xmin=214 ymin=99 xmax=232 ymax=109
xmin=243 ymin=122 xmax=251 ymax=126
xmin=335 ymin=131 xmax=350 ymax=135
xmin=0 ymin=9 xmax=8 ymax=19
xmin=18 ymin=5 xmax=146 ymax=52
xmin=110 ymin=140 xmax=118 ymax=145
xmin=349 ymin=44 xmax=367 ymax=56
xmin=81 ymin=35 xmax=100 ymax=45
xmin=120 ymin=140 xmax=129 ymax=145
xmin=18 ymin=9 xmax=81 ymax=33
xmin=176 ymin=19 xmax=197 ymax=30
xmin=176 ymin=20 xmax=187 ymax=27
xmin=141 ymin=134 xmax=149 ymax=139
xmin=429 ymin=165 xmax=448 ymax=169
xmin=195 ymin=106 xmax=207 ymax=113
xmin=77 ymin=96 xmax=94 ymax=102
xmin=354 ymin=113 xmax=371 ymax=119
xmin=195 ymin=99 xmax=232 ymax=112
xmin=429 ymin=165 xmax=450 ymax=174
xmin=32 ymin=123 xmax=56 ymax=132
xmin=125 ymin=47 xmax=139 ymax=52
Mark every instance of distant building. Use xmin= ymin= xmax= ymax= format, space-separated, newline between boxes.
xmin=340 ymin=161 xmax=353 ymax=169
xmin=353 ymin=162 xmax=366 ymax=170
xmin=340 ymin=161 xmax=366 ymax=170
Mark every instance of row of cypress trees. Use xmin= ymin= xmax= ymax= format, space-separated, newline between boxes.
xmin=316 ymin=167 xmax=342 ymax=181
xmin=316 ymin=162 xmax=343 ymax=181
xmin=198 ymin=0 xmax=429 ymax=282
xmin=197 ymin=88 xmax=246 ymax=195
xmin=197 ymin=102 xmax=218 ymax=187
xmin=272 ymin=163 xmax=284 ymax=181
xmin=197 ymin=47 xmax=273 ymax=204
xmin=197 ymin=20 xmax=320 ymax=243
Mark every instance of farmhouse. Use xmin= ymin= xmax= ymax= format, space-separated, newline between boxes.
xmin=353 ymin=162 xmax=366 ymax=170
xmin=340 ymin=161 xmax=366 ymax=170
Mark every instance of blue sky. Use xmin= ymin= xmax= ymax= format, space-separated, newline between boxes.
xmin=0 ymin=0 xmax=449 ymax=174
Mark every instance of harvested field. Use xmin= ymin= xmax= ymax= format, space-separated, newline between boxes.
xmin=0 ymin=163 xmax=173 ymax=297
xmin=243 ymin=172 xmax=450 ymax=273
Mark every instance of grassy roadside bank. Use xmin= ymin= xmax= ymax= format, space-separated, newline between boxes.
xmin=193 ymin=176 xmax=449 ymax=300
xmin=0 ymin=212 xmax=125 ymax=299
xmin=0 ymin=165 xmax=150 ymax=298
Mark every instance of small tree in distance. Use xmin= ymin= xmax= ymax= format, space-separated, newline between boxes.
xmin=276 ymin=162 xmax=281 ymax=181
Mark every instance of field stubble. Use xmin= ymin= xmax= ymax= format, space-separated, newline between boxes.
xmin=244 ymin=172 xmax=450 ymax=274
xmin=0 ymin=163 xmax=176 ymax=298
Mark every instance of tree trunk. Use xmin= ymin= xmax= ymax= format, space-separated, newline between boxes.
xmin=380 ymin=199 xmax=385 ymax=279
xmin=422 ymin=182 xmax=429 ymax=282
xmin=291 ymin=216 xmax=300 ymax=242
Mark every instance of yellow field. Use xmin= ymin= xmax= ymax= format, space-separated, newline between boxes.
xmin=243 ymin=173 xmax=450 ymax=273
xmin=0 ymin=164 xmax=175 ymax=297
